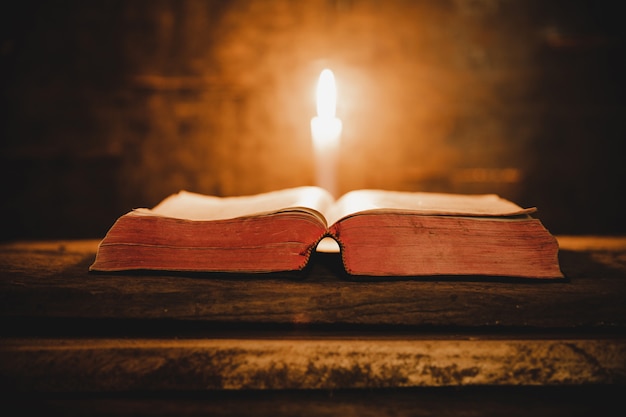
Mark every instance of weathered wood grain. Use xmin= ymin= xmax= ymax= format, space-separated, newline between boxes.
xmin=2 ymin=336 xmax=624 ymax=391
xmin=1 ymin=238 xmax=625 ymax=330
xmin=0 ymin=238 xmax=625 ymax=392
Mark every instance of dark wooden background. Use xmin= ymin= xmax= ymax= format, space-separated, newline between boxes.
xmin=1 ymin=0 xmax=625 ymax=240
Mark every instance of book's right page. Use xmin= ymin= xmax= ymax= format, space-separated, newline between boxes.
xmin=326 ymin=189 xmax=536 ymax=226
xmin=326 ymin=189 xmax=562 ymax=278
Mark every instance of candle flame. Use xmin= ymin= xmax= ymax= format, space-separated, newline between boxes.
xmin=311 ymin=68 xmax=342 ymax=198
xmin=316 ymin=69 xmax=337 ymax=119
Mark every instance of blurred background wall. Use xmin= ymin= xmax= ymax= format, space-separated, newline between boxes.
xmin=1 ymin=0 xmax=624 ymax=240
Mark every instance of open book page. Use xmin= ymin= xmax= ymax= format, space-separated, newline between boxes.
xmin=325 ymin=189 xmax=537 ymax=225
xmin=132 ymin=186 xmax=335 ymax=225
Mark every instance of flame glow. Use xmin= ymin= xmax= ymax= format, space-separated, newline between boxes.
xmin=316 ymin=69 xmax=337 ymax=119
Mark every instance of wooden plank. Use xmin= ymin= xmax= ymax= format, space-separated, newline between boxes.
xmin=1 ymin=336 xmax=624 ymax=391
xmin=1 ymin=238 xmax=625 ymax=329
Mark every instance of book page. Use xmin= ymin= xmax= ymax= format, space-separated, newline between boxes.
xmin=133 ymin=186 xmax=335 ymax=225
xmin=326 ymin=189 xmax=536 ymax=225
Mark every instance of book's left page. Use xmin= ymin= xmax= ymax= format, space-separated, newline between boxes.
xmin=89 ymin=187 xmax=334 ymax=273
xmin=139 ymin=186 xmax=335 ymax=225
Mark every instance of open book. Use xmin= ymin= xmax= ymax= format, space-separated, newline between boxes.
xmin=90 ymin=186 xmax=563 ymax=278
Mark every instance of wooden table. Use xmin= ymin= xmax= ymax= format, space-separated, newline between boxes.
xmin=1 ymin=237 xmax=625 ymax=415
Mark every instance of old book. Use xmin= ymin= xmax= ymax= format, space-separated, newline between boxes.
xmin=89 ymin=186 xmax=563 ymax=278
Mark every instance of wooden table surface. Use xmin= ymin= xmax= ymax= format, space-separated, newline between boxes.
xmin=1 ymin=236 xmax=625 ymax=415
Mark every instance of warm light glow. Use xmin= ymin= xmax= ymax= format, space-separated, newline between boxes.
xmin=311 ymin=68 xmax=343 ymax=197
xmin=316 ymin=69 xmax=337 ymax=119
xmin=311 ymin=69 xmax=342 ymax=149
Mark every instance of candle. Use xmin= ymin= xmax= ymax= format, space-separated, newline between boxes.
xmin=311 ymin=69 xmax=342 ymax=197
